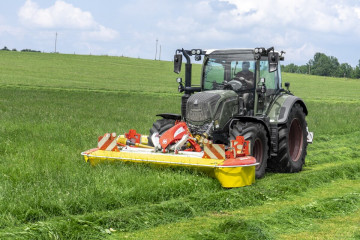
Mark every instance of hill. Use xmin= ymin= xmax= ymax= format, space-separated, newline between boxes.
xmin=0 ymin=51 xmax=359 ymax=239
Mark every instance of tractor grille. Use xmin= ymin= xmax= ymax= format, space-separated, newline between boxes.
xmin=188 ymin=122 xmax=212 ymax=135
xmin=186 ymin=92 xmax=220 ymax=123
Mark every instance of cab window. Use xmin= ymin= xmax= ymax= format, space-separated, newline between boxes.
xmin=259 ymin=61 xmax=279 ymax=91
xmin=203 ymin=59 xmax=224 ymax=89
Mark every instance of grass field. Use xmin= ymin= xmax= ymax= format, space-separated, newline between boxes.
xmin=0 ymin=51 xmax=359 ymax=239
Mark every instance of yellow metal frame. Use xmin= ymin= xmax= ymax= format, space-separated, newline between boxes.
xmin=82 ymin=148 xmax=256 ymax=188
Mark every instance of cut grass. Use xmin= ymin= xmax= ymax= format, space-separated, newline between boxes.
xmin=113 ymin=179 xmax=360 ymax=239
xmin=0 ymin=51 xmax=359 ymax=239
xmin=279 ymin=209 xmax=360 ymax=240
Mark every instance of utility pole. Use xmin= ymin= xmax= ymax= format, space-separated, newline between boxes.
xmin=159 ymin=45 xmax=161 ymax=61
xmin=54 ymin=32 xmax=58 ymax=53
xmin=155 ymin=38 xmax=158 ymax=60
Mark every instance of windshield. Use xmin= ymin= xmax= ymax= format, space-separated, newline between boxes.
xmin=203 ymin=57 xmax=255 ymax=91
xmin=203 ymin=56 xmax=280 ymax=92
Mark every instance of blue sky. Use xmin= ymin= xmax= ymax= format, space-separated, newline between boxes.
xmin=1 ymin=0 xmax=360 ymax=66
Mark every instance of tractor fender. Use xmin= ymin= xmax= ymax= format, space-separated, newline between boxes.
xmin=229 ymin=116 xmax=272 ymax=145
xmin=156 ymin=113 xmax=182 ymax=121
xmin=267 ymin=95 xmax=308 ymax=124
xmin=276 ymin=96 xmax=308 ymax=124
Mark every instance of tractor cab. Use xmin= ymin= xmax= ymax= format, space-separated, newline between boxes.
xmin=174 ymin=47 xmax=285 ymax=119
xmin=201 ymin=48 xmax=284 ymax=116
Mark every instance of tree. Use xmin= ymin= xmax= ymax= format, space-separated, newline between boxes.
xmin=298 ymin=65 xmax=308 ymax=74
xmin=353 ymin=61 xmax=360 ymax=79
xmin=283 ymin=63 xmax=298 ymax=73
xmin=311 ymin=53 xmax=340 ymax=77
xmin=311 ymin=53 xmax=331 ymax=76
xmin=337 ymin=63 xmax=353 ymax=78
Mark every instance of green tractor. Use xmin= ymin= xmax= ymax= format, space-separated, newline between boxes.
xmin=149 ymin=47 xmax=313 ymax=178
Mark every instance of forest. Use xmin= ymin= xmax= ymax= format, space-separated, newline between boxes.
xmin=282 ymin=52 xmax=360 ymax=79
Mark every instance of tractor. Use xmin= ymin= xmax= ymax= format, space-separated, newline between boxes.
xmin=148 ymin=47 xmax=313 ymax=178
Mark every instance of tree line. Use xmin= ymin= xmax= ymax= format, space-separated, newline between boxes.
xmin=1 ymin=46 xmax=41 ymax=53
xmin=282 ymin=52 xmax=360 ymax=79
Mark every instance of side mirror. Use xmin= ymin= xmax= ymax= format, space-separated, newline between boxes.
xmin=268 ymin=52 xmax=279 ymax=72
xmin=285 ymin=82 xmax=290 ymax=91
xmin=174 ymin=54 xmax=182 ymax=74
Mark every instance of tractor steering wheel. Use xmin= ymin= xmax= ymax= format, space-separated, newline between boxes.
xmin=233 ymin=77 xmax=248 ymax=89
xmin=224 ymin=80 xmax=242 ymax=91
xmin=212 ymin=81 xmax=224 ymax=90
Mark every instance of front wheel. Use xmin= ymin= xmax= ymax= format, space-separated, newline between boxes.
xmin=268 ymin=103 xmax=308 ymax=172
xmin=148 ymin=118 xmax=175 ymax=147
xmin=229 ymin=122 xmax=269 ymax=179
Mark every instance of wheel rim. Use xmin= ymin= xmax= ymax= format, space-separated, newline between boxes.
xmin=253 ymin=138 xmax=263 ymax=170
xmin=289 ymin=118 xmax=303 ymax=162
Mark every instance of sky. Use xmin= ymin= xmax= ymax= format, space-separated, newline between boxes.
xmin=1 ymin=0 xmax=360 ymax=66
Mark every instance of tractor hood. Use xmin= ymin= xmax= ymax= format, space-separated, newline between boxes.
xmin=186 ymin=90 xmax=238 ymax=130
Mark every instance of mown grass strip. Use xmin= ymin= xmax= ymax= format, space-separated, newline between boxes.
xmin=191 ymin=190 xmax=360 ymax=240
xmin=113 ymin=179 xmax=360 ymax=240
xmin=279 ymin=209 xmax=360 ymax=240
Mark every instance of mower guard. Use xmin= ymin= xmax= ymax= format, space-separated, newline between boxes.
xmin=82 ymin=145 xmax=258 ymax=188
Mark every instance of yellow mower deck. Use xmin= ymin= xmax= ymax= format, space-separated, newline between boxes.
xmin=82 ymin=147 xmax=257 ymax=188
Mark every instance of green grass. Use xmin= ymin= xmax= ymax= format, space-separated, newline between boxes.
xmin=0 ymin=51 xmax=359 ymax=239
xmin=0 ymin=51 xmax=201 ymax=94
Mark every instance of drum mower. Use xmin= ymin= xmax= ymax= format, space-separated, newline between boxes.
xmin=82 ymin=122 xmax=258 ymax=188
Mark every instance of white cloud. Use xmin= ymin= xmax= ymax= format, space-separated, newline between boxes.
xmin=18 ymin=0 xmax=118 ymax=41
xmin=19 ymin=0 xmax=95 ymax=29
xmin=201 ymin=0 xmax=360 ymax=64
xmin=221 ymin=0 xmax=360 ymax=35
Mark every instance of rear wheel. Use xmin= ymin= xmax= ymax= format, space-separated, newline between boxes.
xmin=230 ymin=122 xmax=269 ymax=179
xmin=268 ymin=103 xmax=308 ymax=172
xmin=148 ymin=118 xmax=176 ymax=146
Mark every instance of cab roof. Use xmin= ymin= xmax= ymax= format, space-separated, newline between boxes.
xmin=204 ymin=49 xmax=254 ymax=55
